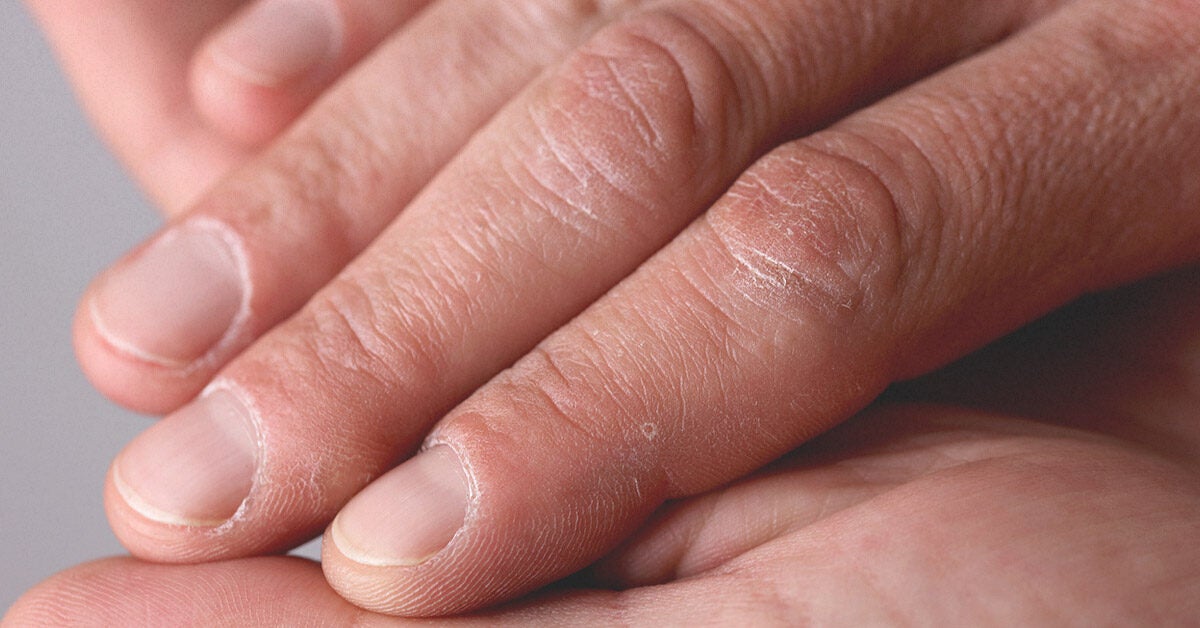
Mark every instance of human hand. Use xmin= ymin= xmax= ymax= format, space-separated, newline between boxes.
xmin=41 ymin=0 xmax=1200 ymax=615
xmin=10 ymin=267 xmax=1200 ymax=623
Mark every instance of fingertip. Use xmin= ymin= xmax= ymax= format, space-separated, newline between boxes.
xmin=332 ymin=447 xmax=470 ymax=568
xmin=321 ymin=526 xmax=466 ymax=617
xmin=72 ymin=287 xmax=200 ymax=415
xmin=2 ymin=559 xmax=127 ymax=627
xmin=318 ymin=446 xmax=475 ymax=614
xmin=317 ymin=413 xmax=658 ymax=617
xmin=73 ymin=219 xmax=255 ymax=414
xmin=189 ymin=0 xmax=345 ymax=146
xmin=189 ymin=52 xmax=301 ymax=147
xmin=102 ymin=464 xmax=207 ymax=563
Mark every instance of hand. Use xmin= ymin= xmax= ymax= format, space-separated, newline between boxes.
xmin=9 ymin=267 xmax=1200 ymax=623
xmin=37 ymin=0 xmax=1200 ymax=615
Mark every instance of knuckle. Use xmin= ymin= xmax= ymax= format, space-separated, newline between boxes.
xmin=433 ymin=331 xmax=675 ymax=491
xmin=506 ymin=0 xmax=637 ymax=50
xmin=279 ymin=107 xmax=397 ymax=242
xmin=495 ymin=339 xmax=645 ymax=452
xmin=214 ymin=99 xmax=395 ymax=256
xmin=561 ymin=12 xmax=707 ymax=154
xmin=703 ymin=142 xmax=909 ymax=327
xmin=288 ymin=273 xmax=442 ymax=400
xmin=526 ymin=8 xmax=737 ymax=204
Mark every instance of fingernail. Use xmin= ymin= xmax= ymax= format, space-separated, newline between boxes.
xmin=332 ymin=447 xmax=470 ymax=566
xmin=90 ymin=221 xmax=246 ymax=368
xmin=113 ymin=389 xmax=258 ymax=527
xmin=211 ymin=0 xmax=342 ymax=86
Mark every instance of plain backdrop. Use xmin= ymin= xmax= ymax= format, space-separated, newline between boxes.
xmin=0 ymin=4 xmax=323 ymax=612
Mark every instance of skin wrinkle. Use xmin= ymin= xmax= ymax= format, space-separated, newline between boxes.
xmin=804 ymin=131 xmax=934 ymax=318
xmin=809 ymin=123 xmax=1011 ymax=370
xmin=703 ymin=149 xmax=903 ymax=333
xmin=642 ymin=2 xmax=786 ymax=151
xmin=611 ymin=418 xmax=979 ymax=586
xmin=65 ymin=0 xmax=1200 ymax=618
xmin=512 ymin=341 xmax=677 ymax=494
xmin=501 ymin=143 xmax=626 ymax=255
xmin=530 ymin=29 xmax=710 ymax=220
xmin=601 ymin=268 xmax=786 ymax=493
xmin=304 ymin=283 xmax=412 ymax=391
xmin=252 ymin=0 xmax=648 ymax=249
xmin=582 ymin=17 xmax=707 ymax=153
xmin=596 ymin=54 xmax=666 ymax=149
xmin=631 ymin=497 xmax=718 ymax=584
xmin=676 ymin=486 xmax=787 ymax=579
xmin=664 ymin=255 xmax=766 ymax=374
xmin=521 ymin=363 xmax=619 ymax=456
xmin=849 ymin=7 xmax=1195 ymax=365
xmin=604 ymin=279 xmax=717 ymax=451
xmin=410 ymin=251 xmax=490 ymax=344
xmin=260 ymin=121 xmax=386 ymax=256
xmin=694 ymin=1 xmax=786 ymax=120
xmin=615 ymin=412 xmax=1105 ymax=589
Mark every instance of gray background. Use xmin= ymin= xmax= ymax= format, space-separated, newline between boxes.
xmin=1 ymin=1 xmax=153 ymax=611
xmin=0 ymin=4 xmax=319 ymax=612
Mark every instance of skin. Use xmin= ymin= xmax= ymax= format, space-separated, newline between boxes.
xmin=7 ymin=266 xmax=1200 ymax=623
xmin=15 ymin=0 xmax=1200 ymax=618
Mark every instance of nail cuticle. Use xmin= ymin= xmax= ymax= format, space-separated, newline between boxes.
xmin=112 ymin=385 xmax=261 ymax=529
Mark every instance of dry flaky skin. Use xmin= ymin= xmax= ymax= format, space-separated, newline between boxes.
xmin=15 ymin=0 xmax=1200 ymax=620
xmin=10 ymin=267 xmax=1200 ymax=624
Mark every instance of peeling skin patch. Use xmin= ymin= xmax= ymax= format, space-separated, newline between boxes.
xmin=702 ymin=146 xmax=903 ymax=326
xmin=642 ymin=422 xmax=659 ymax=440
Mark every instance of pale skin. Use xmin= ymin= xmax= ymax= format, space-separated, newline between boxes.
xmin=6 ymin=0 xmax=1200 ymax=621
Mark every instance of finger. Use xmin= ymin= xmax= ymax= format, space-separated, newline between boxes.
xmin=98 ymin=0 xmax=1039 ymax=563
xmin=321 ymin=0 xmax=1200 ymax=614
xmin=0 ymin=556 xmax=714 ymax=625
xmin=22 ymin=0 xmax=252 ymax=212
xmin=190 ymin=0 xmax=431 ymax=145
xmin=76 ymin=0 xmax=640 ymax=413
xmin=2 ymin=558 xmax=363 ymax=627
xmin=11 ymin=403 xmax=1200 ymax=625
